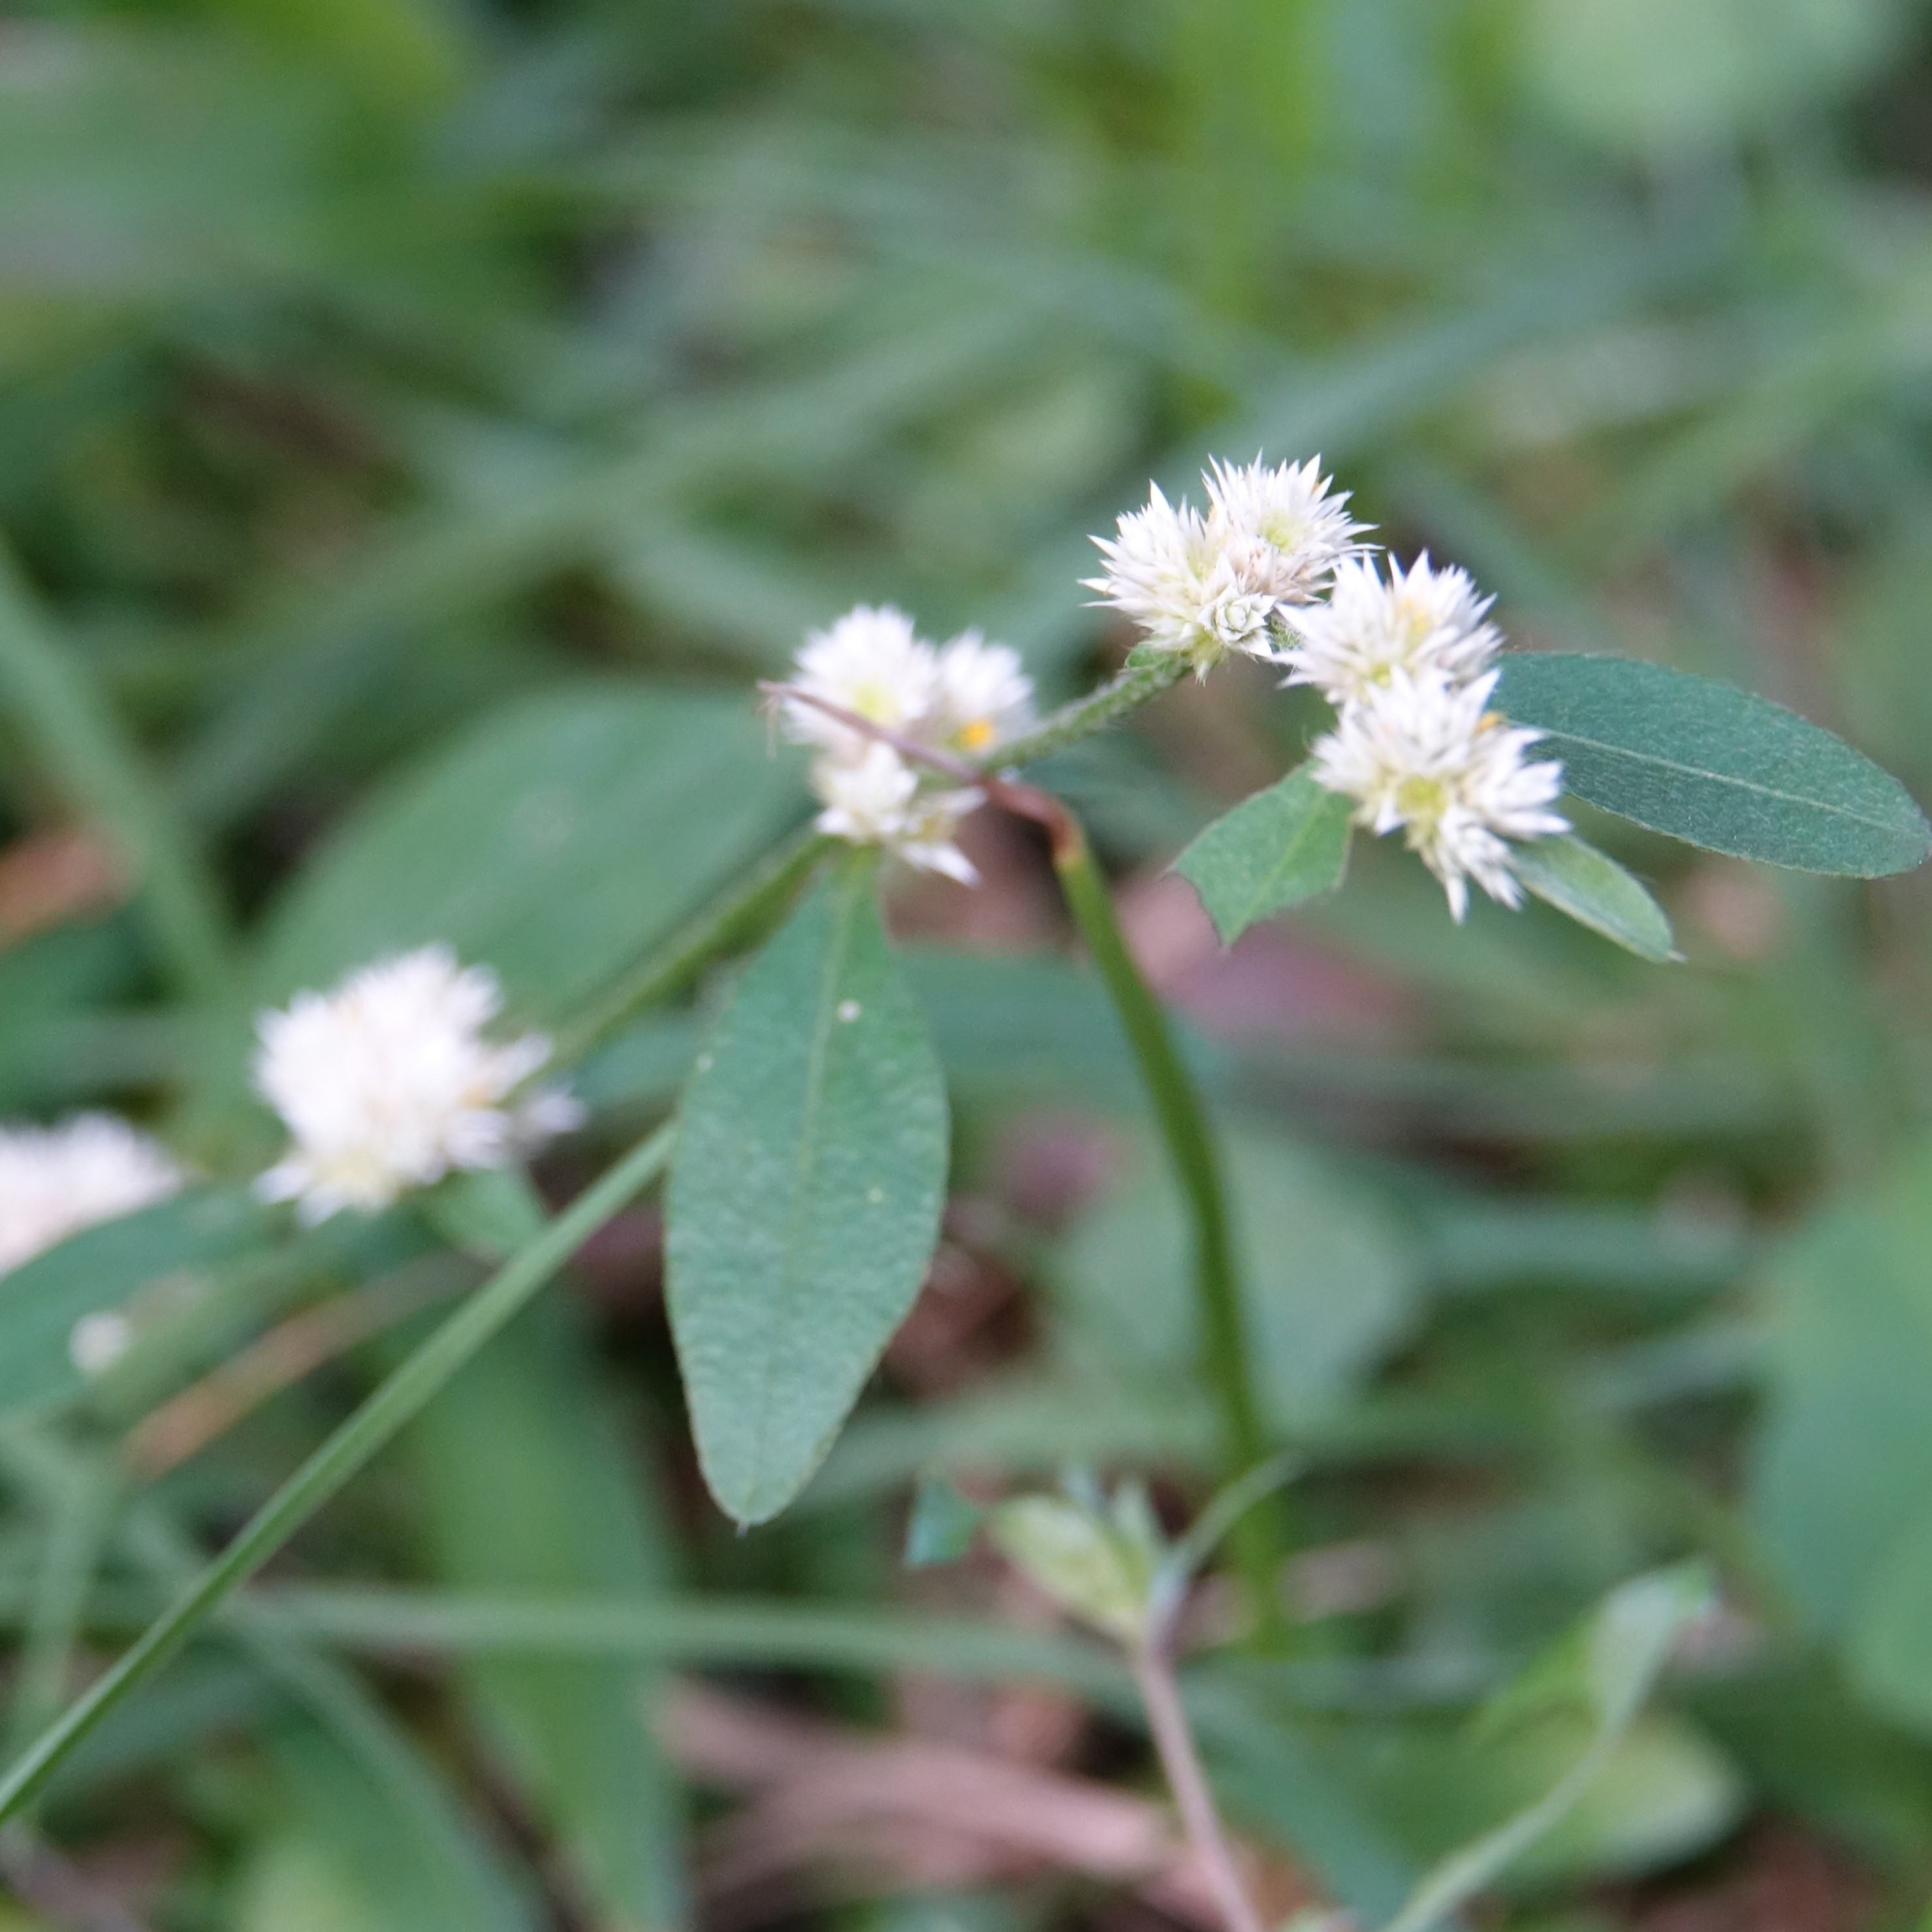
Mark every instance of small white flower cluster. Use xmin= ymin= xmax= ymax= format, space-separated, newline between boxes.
xmin=253 ymin=944 xmax=581 ymax=1224
xmin=1091 ymin=460 xmax=1568 ymax=919
xmin=0 ymin=1114 xmax=182 ymax=1280
xmin=778 ymin=605 xmax=1035 ymax=883
xmin=0 ymin=1114 xmax=184 ymax=1376
xmin=1085 ymin=456 xmax=1367 ymax=671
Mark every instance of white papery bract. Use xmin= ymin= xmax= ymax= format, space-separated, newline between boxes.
xmin=781 ymin=605 xmax=940 ymax=761
xmin=0 ymin=1113 xmax=182 ymax=1278
xmin=1087 ymin=456 xmax=1365 ymax=670
xmin=1281 ymin=553 xmax=1502 ymax=706
xmin=1311 ymin=669 xmax=1569 ymax=920
xmin=932 ymin=629 xmax=1035 ymax=757
xmin=1204 ymin=454 xmax=1366 ymax=610
xmin=254 ymin=945 xmax=581 ymax=1223
xmin=811 ymin=742 xmax=983 ymax=885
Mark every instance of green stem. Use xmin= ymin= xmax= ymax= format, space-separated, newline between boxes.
xmin=0 ymin=549 xmax=234 ymax=1007
xmin=0 ymin=1124 xmax=676 ymax=1826
xmin=1050 ymin=825 xmax=1269 ymax=1483
xmin=987 ymin=655 xmax=1186 ymax=772
xmin=558 ymin=825 xmax=833 ymax=1060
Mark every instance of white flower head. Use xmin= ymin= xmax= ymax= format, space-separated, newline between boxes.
xmin=930 ymin=629 xmax=1034 ymax=758
xmin=1282 ymin=553 xmax=1502 ymax=705
xmin=782 ymin=605 xmax=940 ymax=761
xmin=254 ymin=945 xmax=582 ymax=1224
xmin=1085 ymin=483 xmax=1269 ymax=669
xmin=1088 ymin=457 xmax=1367 ymax=671
xmin=1311 ymin=668 xmax=1569 ymax=921
xmin=69 ymin=1309 xmax=134 ymax=1376
xmin=1204 ymin=454 xmax=1367 ymax=609
xmin=811 ymin=741 xmax=982 ymax=885
xmin=0 ymin=1114 xmax=182 ymax=1278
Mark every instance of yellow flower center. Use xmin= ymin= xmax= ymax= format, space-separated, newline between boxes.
xmin=1395 ymin=776 xmax=1447 ymax=823
xmin=958 ymin=717 xmax=996 ymax=753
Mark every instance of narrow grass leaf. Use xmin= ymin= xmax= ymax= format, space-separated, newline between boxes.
xmin=1512 ymin=834 xmax=1677 ymax=961
xmin=666 ymin=859 xmax=948 ymax=1525
xmin=1172 ymin=765 xmax=1353 ymax=943
xmin=408 ymin=1302 xmax=688 ymax=1932
xmin=1497 ymin=653 xmax=1931 ymax=875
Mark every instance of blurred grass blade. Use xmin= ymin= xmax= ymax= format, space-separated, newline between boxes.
xmin=0 ymin=549 xmax=234 ymax=1004
xmin=1172 ymin=765 xmax=1353 ymax=945
xmin=408 ymin=1302 xmax=688 ymax=1931
xmin=1497 ymin=652 xmax=1932 ymax=875
xmin=1380 ymin=1562 xmax=1715 ymax=1932
xmin=1512 ymin=834 xmax=1677 ymax=961
xmin=0 ymin=1124 xmax=675 ymax=1827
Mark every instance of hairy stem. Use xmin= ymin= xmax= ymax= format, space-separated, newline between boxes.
xmin=987 ymin=655 xmax=1186 ymax=772
xmin=559 ymin=824 xmax=832 ymax=1058
xmin=1051 ymin=826 xmax=1267 ymax=1480
xmin=0 ymin=1124 xmax=676 ymax=1826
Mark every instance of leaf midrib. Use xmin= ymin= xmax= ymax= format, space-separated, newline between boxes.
xmin=1532 ymin=720 xmax=1911 ymax=842
xmin=742 ymin=867 xmax=861 ymax=1515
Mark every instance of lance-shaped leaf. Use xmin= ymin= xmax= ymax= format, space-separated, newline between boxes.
xmin=1511 ymin=834 xmax=1677 ymax=962
xmin=1496 ymin=653 xmax=1931 ymax=876
xmin=666 ymin=859 xmax=948 ymax=1525
xmin=1172 ymin=764 xmax=1354 ymax=944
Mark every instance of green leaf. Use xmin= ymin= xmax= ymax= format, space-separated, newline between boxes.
xmin=666 ymin=859 xmax=949 ymax=1525
xmin=1510 ymin=834 xmax=1677 ymax=961
xmin=904 ymin=1474 xmax=984 ymax=1568
xmin=1172 ymin=765 xmax=1354 ymax=943
xmin=258 ymin=684 xmax=800 ymax=1023
xmin=249 ymin=1714 xmax=534 ymax=1932
xmin=1748 ymin=1137 xmax=1932 ymax=1632
xmin=986 ymin=1493 xmax=1158 ymax=1645
xmin=407 ymin=1301 xmax=689 ymax=1932
xmin=1379 ymin=1564 xmax=1720 ymax=1932
xmin=1846 ymin=1508 xmax=1932 ymax=1734
xmin=0 ymin=1186 xmax=272 ymax=1417
xmin=1495 ymin=653 xmax=1931 ymax=876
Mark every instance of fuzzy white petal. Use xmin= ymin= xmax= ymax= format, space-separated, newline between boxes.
xmin=0 ymin=1114 xmax=182 ymax=1278
xmin=253 ymin=944 xmax=576 ymax=1222
xmin=1310 ymin=669 xmax=1568 ymax=920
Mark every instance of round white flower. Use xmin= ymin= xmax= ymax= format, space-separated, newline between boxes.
xmin=1203 ymin=454 xmax=1367 ymax=608
xmin=1088 ymin=457 xmax=1365 ymax=670
xmin=811 ymin=742 xmax=982 ymax=885
xmin=782 ymin=605 xmax=941 ymax=761
xmin=1310 ymin=669 xmax=1569 ymax=921
xmin=254 ymin=945 xmax=582 ymax=1223
xmin=930 ymin=629 xmax=1034 ymax=757
xmin=1281 ymin=553 xmax=1502 ymax=705
xmin=0 ymin=1113 xmax=183 ymax=1277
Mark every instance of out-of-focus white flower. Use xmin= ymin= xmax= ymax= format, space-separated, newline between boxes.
xmin=778 ymin=609 xmax=1033 ymax=884
xmin=0 ymin=1114 xmax=182 ymax=1277
xmin=254 ymin=945 xmax=581 ymax=1224
xmin=1087 ymin=456 xmax=1366 ymax=669
xmin=781 ymin=605 xmax=940 ymax=761
xmin=69 ymin=1309 xmax=134 ymax=1376
xmin=931 ymin=630 xmax=1034 ymax=757
xmin=1281 ymin=553 xmax=1500 ymax=705
xmin=1311 ymin=669 xmax=1568 ymax=921
xmin=811 ymin=742 xmax=983 ymax=885
xmin=1204 ymin=454 xmax=1366 ymax=609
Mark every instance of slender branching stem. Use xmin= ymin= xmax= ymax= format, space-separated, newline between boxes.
xmin=559 ymin=823 xmax=833 ymax=1058
xmin=989 ymin=655 xmax=1188 ymax=770
xmin=1133 ymin=1592 xmax=1266 ymax=1932
xmin=1050 ymin=827 xmax=1268 ymax=1479
xmin=0 ymin=1125 xmax=676 ymax=1826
